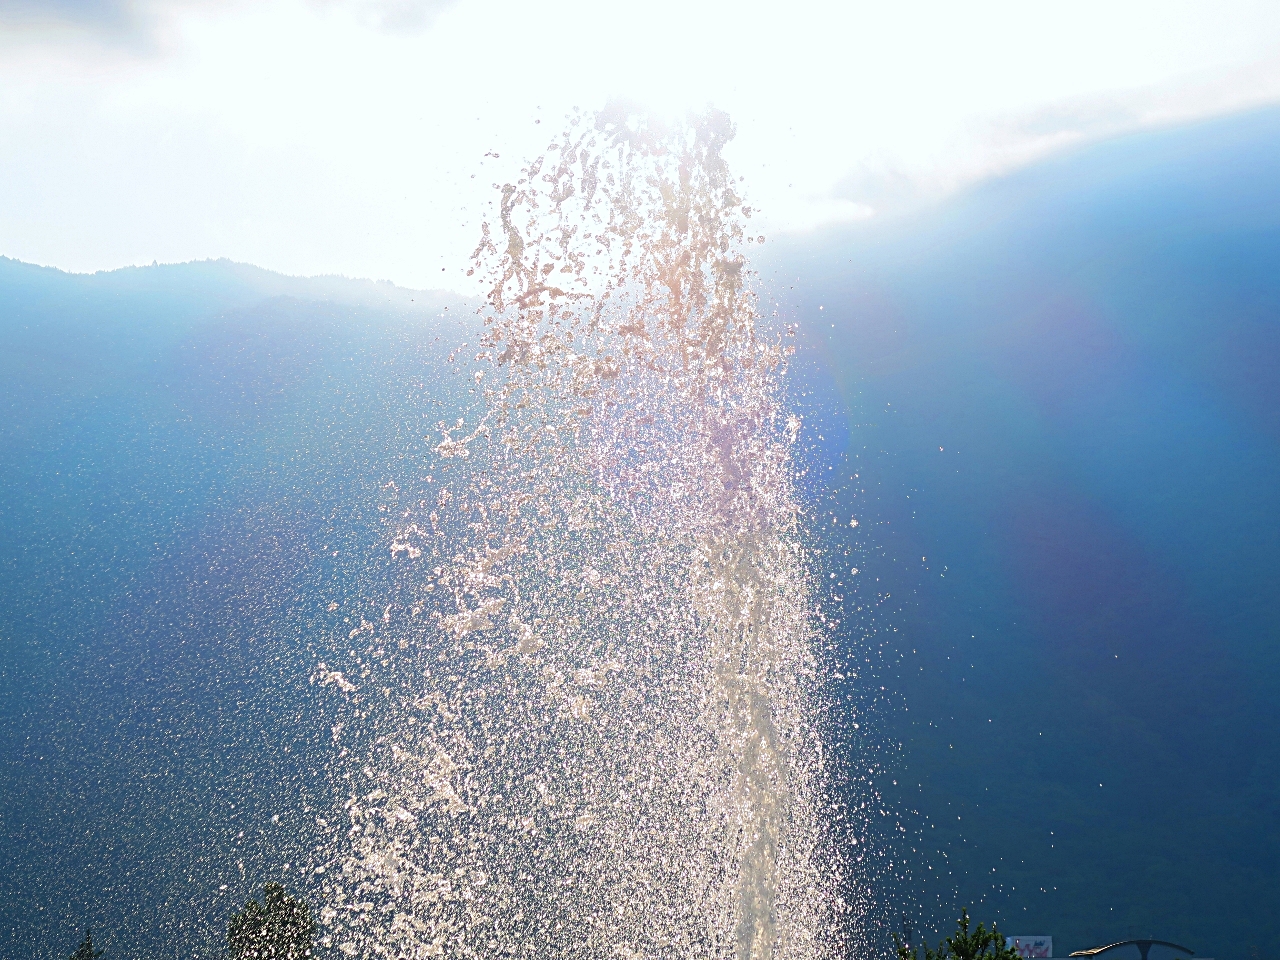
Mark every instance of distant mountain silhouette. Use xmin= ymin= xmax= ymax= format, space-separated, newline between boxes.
xmin=1 ymin=105 xmax=1277 ymax=960
xmin=0 ymin=255 xmax=463 ymax=319
xmin=767 ymin=105 xmax=1280 ymax=959
xmin=0 ymin=260 xmax=472 ymax=960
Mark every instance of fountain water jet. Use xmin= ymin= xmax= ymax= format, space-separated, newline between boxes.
xmin=315 ymin=106 xmax=851 ymax=960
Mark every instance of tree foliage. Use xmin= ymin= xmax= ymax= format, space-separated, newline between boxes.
xmin=897 ymin=908 xmax=1023 ymax=960
xmin=227 ymin=883 xmax=314 ymax=960
xmin=69 ymin=929 xmax=104 ymax=960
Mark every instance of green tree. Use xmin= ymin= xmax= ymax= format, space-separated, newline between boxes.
xmin=227 ymin=883 xmax=314 ymax=960
xmin=69 ymin=929 xmax=104 ymax=960
xmin=897 ymin=908 xmax=1023 ymax=960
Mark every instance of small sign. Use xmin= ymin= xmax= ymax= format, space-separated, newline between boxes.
xmin=1007 ymin=937 xmax=1052 ymax=958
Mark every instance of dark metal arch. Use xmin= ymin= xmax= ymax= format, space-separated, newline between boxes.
xmin=1070 ymin=941 xmax=1196 ymax=960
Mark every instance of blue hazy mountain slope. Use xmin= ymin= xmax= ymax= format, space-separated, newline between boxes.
xmin=771 ymin=106 xmax=1280 ymax=958
xmin=0 ymin=261 xmax=473 ymax=960
xmin=3 ymin=104 xmax=1278 ymax=960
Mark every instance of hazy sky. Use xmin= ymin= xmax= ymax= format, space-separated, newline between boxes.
xmin=3 ymin=0 xmax=1280 ymax=291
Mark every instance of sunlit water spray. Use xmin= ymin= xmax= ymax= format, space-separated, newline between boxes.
xmin=313 ymin=107 xmax=855 ymax=960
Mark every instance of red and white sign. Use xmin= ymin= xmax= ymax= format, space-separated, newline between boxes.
xmin=1007 ymin=937 xmax=1052 ymax=958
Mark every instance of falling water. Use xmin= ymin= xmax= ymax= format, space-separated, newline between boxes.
xmin=313 ymin=107 xmax=850 ymax=960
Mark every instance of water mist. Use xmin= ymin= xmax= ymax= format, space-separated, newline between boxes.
xmin=314 ymin=107 xmax=856 ymax=960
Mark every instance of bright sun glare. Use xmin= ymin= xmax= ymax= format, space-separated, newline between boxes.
xmin=2 ymin=0 xmax=1280 ymax=288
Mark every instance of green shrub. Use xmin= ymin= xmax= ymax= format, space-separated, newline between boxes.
xmin=69 ymin=929 xmax=104 ymax=960
xmin=227 ymin=883 xmax=314 ymax=960
xmin=897 ymin=908 xmax=1023 ymax=960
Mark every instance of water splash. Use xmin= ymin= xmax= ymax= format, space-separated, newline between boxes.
xmin=316 ymin=107 xmax=848 ymax=960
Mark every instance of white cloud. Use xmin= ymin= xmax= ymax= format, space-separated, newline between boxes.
xmin=0 ymin=0 xmax=136 ymax=26
xmin=0 ymin=0 xmax=457 ymax=47
xmin=1 ymin=0 xmax=1279 ymax=286
xmin=311 ymin=0 xmax=459 ymax=32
